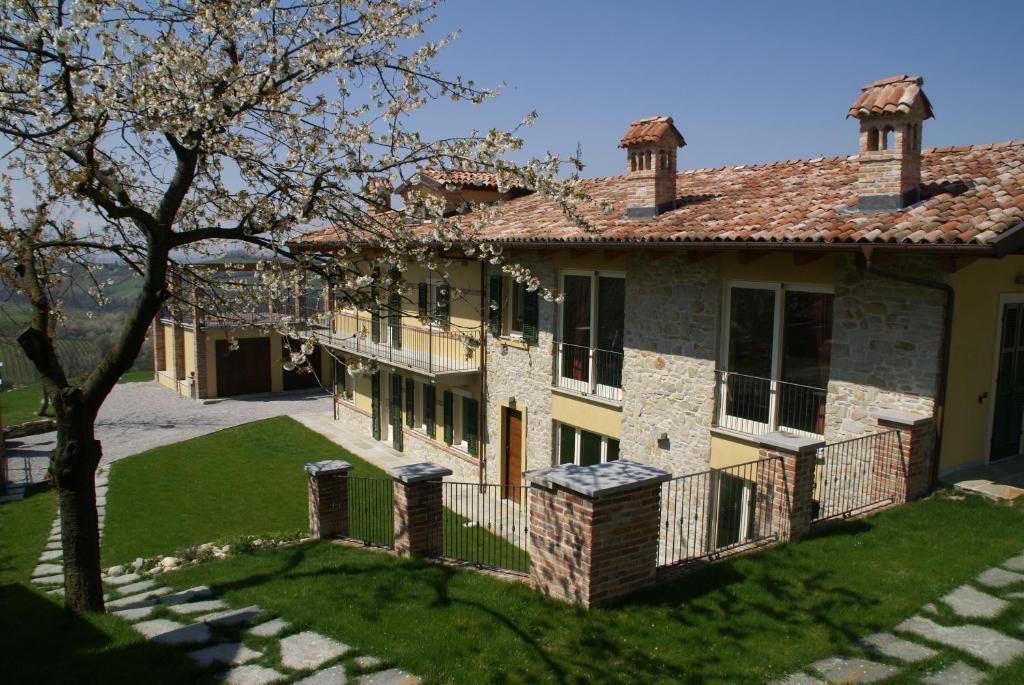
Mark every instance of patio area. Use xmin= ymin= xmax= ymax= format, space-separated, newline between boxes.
xmin=941 ymin=456 xmax=1024 ymax=501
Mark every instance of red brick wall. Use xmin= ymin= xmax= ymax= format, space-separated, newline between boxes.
xmin=307 ymin=472 xmax=350 ymax=539
xmin=393 ymin=480 xmax=443 ymax=557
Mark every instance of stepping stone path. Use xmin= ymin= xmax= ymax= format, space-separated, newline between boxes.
xmin=773 ymin=548 xmax=1024 ymax=683
xmin=30 ymin=464 xmax=421 ymax=685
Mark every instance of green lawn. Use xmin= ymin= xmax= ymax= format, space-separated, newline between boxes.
xmin=1 ymin=370 xmax=152 ymax=428
xmin=157 ymin=493 xmax=1024 ymax=684
xmin=0 ymin=486 xmax=213 ymax=684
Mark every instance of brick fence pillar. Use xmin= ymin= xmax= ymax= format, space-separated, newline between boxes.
xmin=388 ymin=463 xmax=452 ymax=557
xmin=757 ymin=432 xmax=824 ymax=542
xmin=304 ymin=459 xmax=353 ymax=539
xmin=526 ymin=460 xmax=670 ymax=608
xmin=874 ymin=410 xmax=935 ymax=504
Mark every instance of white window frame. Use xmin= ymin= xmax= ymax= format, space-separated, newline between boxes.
xmin=708 ymin=471 xmax=755 ymax=551
xmin=505 ymin=278 xmax=526 ymax=339
xmin=553 ymin=421 xmax=619 ymax=466
xmin=556 ymin=269 xmax=625 ymax=401
xmin=718 ymin=280 xmax=833 ymax=438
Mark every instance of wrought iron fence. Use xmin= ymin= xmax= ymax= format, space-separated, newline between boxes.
xmin=436 ymin=481 xmax=530 ymax=574
xmin=812 ymin=430 xmax=901 ymax=523
xmin=346 ymin=476 xmax=395 ymax=548
xmin=713 ymin=370 xmax=827 ymax=438
xmin=318 ymin=311 xmax=480 ymax=376
xmin=553 ymin=342 xmax=624 ymax=402
xmin=658 ymin=457 xmax=782 ymax=568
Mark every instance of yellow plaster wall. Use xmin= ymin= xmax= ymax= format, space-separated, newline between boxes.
xmin=551 ymin=393 xmax=621 ymax=439
xmin=157 ymin=371 xmax=176 ymax=391
xmin=942 ymin=255 xmax=1024 ymax=472
xmin=717 ymin=252 xmax=837 ymax=285
xmin=547 ymin=249 xmax=627 ymax=273
xmin=162 ymin=325 xmax=175 ymax=371
xmin=353 ymin=374 xmax=373 ymax=414
xmin=709 ymin=433 xmax=761 ymax=469
xmin=182 ymin=329 xmax=196 ymax=380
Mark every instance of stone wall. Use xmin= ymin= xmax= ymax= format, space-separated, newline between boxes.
xmin=825 ymin=254 xmax=945 ymax=442
xmin=620 ymin=252 xmax=720 ymax=475
xmin=484 ymin=255 xmax=557 ymax=483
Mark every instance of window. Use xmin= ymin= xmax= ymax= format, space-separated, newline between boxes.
xmin=555 ymin=422 xmax=620 ymax=466
xmin=488 ymin=271 xmax=539 ymax=343
xmin=509 ymin=281 xmax=525 ymax=336
xmin=556 ymin=270 xmax=625 ymax=400
xmin=720 ymin=283 xmax=833 ymax=436
xmin=866 ymin=127 xmax=879 ymax=152
xmin=405 ymin=377 xmax=415 ymax=429
xmin=334 ymin=357 xmax=353 ymax=402
xmin=462 ymin=396 xmax=479 ymax=456
xmin=712 ymin=473 xmax=756 ymax=549
xmin=434 ymin=284 xmax=450 ymax=329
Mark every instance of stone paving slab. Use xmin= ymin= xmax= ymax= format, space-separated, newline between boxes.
xmin=132 ymin=618 xmax=212 ymax=646
xmin=160 ymin=585 xmax=213 ymax=605
xmin=115 ymin=579 xmax=158 ymax=595
xmin=32 ymin=563 xmax=63 ymax=577
xmin=167 ymin=599 xmax=227 ymax=615
xmin=1004 ymin=553 xmax=1024 ymax=572
xmin=187 ymin=642 xmax=262 ymax=667
xmin=280 ymin=631 xmax=351 ymax=670
xmin=106 ymin=586 xmax=170 ymax=608
xmin=38 ymin=549 xmax=62 ymax=561
xmin=855 ymin=631 xmax=938 ymax=663
xmin=353 ymin=656 xmax=383 ymax=671
xmin=44 ymin=541 xmax=61 ymax=551
xmin=47 ymin=588 xmax=64 ymax=597
xmin=896 ymin=616 xmax=1024 ymax=667
xmin=294 ymin=665 xmax=347 ymax=685
xmin=773 ymin=673 xmax=826 ymax=685
xmin=103 ymin=572 xmax=142 ymax=586
xmin=31 ymin=574 xmax=64 ymax=585
xmin=355 ymin=669 xmax=421 ymax=685
xmin=921 ymin=660 xmax=986 ymax=685
xmin=976 ymin=567 xmax=1024 ymax=588
xmin=810 ymin=656 xmax=897 ymax=683
xmin=1010 ymin=591 xmax=1024 ymax=600
xmin=224 ymin=665 xmax=287 ymax=685
xmin=941 ymin=584 xmax=1009 ymax=619
xmin=198 ymin=605 xmax=262 ymax=627
xmin=249 ymin=618 xmax=290 ymax=638
xmin=111 ymin=604 xmax=157 ymax=621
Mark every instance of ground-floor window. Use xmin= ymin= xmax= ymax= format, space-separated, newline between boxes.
xmin=712 ymin=472 xmax=756 ymax=549
xmin=333 ymin=357 xmax=354 ymax=402
xmin=555 ymin=421 xmax=619 ymax=466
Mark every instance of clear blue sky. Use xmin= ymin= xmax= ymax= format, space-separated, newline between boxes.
xmin=416 ymin=0 xmax=1024 ymax=176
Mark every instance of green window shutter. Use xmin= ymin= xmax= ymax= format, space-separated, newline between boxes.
xmin=333 ymin=357 xmax=346 ymax=396
xmin=370 ymin=268 xmax=381 ymax=343
xmin=417 ymin=283 xmax=429 ymax=318
xmin=464 ymin=397 xmax=479 ymax=457
xmin=405 ymin=378 xmax=415 ymax=428
xmin=523 ymin=289 xmax=539 ymax=344
xmin=390 ymin=373 xmax=403 ymax=451
xmin=424 ymin=384 xmax=436 ymax=438
xmin=388 ymin=291 xmax=402 ymax=348
xmin=435 ymin=285 xmax=450 ymax=329
xmin=370 ymin=372 xmax=381 ymax=440
xmin=488 ymin=273 xmax=503 ymax=337
xmin=443 ymin=390 xmax=454 ymax=446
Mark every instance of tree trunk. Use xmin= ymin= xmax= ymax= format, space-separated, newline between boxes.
xmin=37 ymin=387 xmax=50 ymax=417
xmin=52 ymin=408 xmax=105 ymax=613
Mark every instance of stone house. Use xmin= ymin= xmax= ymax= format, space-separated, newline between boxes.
xmin=292 ymin=75 xmax=1024 ymax=510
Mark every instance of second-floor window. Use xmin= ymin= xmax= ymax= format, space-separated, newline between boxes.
xmin=555 ymin=270 xmax=625 ymax=401
xmin=718 ymin=282 xmax=833 ymax=437
xmin=487 ymin=272 xmax=538 ymax=343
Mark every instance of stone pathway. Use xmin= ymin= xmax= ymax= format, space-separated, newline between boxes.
xmin=774 ymin=550 xmax=1024 ymax=684
xmin=32 ymin=464 xmax=421 ymax=684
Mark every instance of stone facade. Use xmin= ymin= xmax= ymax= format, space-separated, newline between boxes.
xmin=484 ymin=255 xmax=558 ymax=483
xmin=825 ymin=254 xmax=945 ymax=443
xmin=620 ymin=252 xmax=720 ymax=475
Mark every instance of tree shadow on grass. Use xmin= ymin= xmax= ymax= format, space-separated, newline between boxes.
xmin=0 ymin=584 xmax=217 ymax=684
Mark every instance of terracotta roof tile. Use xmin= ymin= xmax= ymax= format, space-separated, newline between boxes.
xmin=618 ymin=116 xmax=685 ymax=148
xmin=848 ymin=75 xmax=934 ymax=120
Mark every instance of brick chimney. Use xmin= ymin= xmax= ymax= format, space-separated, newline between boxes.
xmin=618 ymin=116 xmax=685 ymax=218
xmin=848 ymin=75 xmax=934 ymax=211
xmin=366 ymin=177 xmax=393 ymax=214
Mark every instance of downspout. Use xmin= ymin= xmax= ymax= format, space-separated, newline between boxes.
xmin=478 ymin=259 xmax=487 ymax=486
xmin=860 ymin=245 xmax=953 ymax=488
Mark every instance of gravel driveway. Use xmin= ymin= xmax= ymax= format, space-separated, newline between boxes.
xmin=4 ymin=381 xmax=332 ymax=484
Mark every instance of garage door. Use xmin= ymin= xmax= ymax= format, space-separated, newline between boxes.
xmin=283 ymin=340 xmax=323 ymax=391
xmin=215 ymin=337 xmax=272 ymax=397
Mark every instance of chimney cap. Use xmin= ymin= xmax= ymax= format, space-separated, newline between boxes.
xmin=618 ymin=115 xmax=686 ymax=149
xmin=848 ymin=75 xmax=934 ymax=120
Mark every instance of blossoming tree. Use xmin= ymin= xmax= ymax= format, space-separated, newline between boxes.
xmin=0 ymin=0 xmax=583 ymax=613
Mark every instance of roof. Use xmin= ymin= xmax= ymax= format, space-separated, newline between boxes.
xmin=404 ymin=168 xmax=529 ymax=192
xmin=293 ymin=140 xmax=1024 ymax=251
xmin=848 ymin=75 xmax=935 ymax=120
xmin=618 ymin=116 xmax=686 ymax=148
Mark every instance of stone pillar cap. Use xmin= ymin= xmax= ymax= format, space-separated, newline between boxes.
xmin=758 ymin=432 xmax=825 ymax=455
xmin=528 ymin=460 xmax=670 ymax=498
xmin=304 ymin=459 xmax=353 ymax=476
xmin=874 ymin=409 xmax=932 ymax=427
xmin=388 ymin=462 xmax=452 ymax=484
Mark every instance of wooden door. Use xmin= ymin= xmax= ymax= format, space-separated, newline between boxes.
xmin=503 ymin=408 xmax=523 ymax=499
xmin=215 ymin=337 xmax=271 ymax=397
xmin=992 ymin=302 xmax=1024 ymax=460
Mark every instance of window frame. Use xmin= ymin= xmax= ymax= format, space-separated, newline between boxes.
xmin=553 ymin=420 xmax=620 ymax=466
xmin=506 ymin=278 xmax=526 ymax=338
xmin=719 ymin=280 xmax=834 ymax=436
xmin=556 ymin=269 xmax=625 ymax=399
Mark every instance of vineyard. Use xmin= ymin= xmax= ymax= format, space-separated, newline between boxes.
xmin=0 ymin=338 xmax=105 ymax=387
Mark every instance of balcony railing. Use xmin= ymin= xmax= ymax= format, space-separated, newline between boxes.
xmin=160 ymin=291 xmax=326 ymax=329
xmin=552 ymin=342 xmax=623 ymax=403
xmin=317 ymin=310 xmax=480 ymax=377
xmin=713 ymin=370 xmax=827 ymax=438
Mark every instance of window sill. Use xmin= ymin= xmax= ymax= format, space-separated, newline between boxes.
xmin=550 ymin=384 xmax=623 ymax=409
